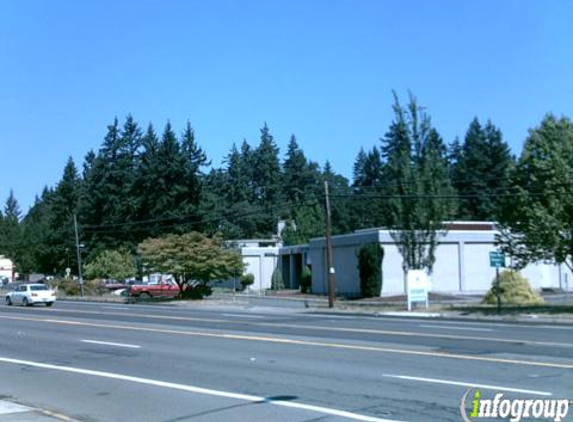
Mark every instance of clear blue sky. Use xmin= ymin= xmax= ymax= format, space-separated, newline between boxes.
xmin=1 ymin=0 xmax=572 ymax=213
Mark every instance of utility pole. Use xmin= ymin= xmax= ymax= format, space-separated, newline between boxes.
xmin=74 ymin=214 xmax=85 ymax=297
xmin=324 ymin=180 xmax=336 ymax=308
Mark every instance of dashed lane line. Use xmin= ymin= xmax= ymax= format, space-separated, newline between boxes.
xmin=0 ymin=356 xmax=415 ymax=422
xmin=0 ymin=314 xmax=572 ymax=370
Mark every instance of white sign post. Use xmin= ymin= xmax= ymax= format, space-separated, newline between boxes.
xmin=407 ymin=270 xmax=429 ymax=311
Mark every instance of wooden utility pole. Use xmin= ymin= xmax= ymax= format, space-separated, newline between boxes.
xmin=74 ymin=214 xmax=85 ymax=297
xmin=324 ymin=180 xmax=336 ymax=308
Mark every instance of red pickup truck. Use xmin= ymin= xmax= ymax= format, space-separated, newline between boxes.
xmin=128 ymin=279 xmax=181 ymax=299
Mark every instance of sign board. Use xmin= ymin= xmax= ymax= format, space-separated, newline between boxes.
xmin=407 ymin=270 xmax=429 ymax=311
xmin=489 ymin=251 xmax=505 ymax=268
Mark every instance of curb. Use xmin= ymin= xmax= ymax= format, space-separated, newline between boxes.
xmin=0 ymin=399 xmax=83 ymax=422
xmin=307 ymin=309 xmax=573 ymax=326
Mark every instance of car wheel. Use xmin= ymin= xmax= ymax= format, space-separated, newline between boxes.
xmin=5 ymin=297 xmax=11 ymax=306
xmin=23 ymin=297 xmax=31 ymax=307
xmin=139 ymin=292 xmax=152 ymax=301
xmin=46 ymin=302 xmax=54 ymax=307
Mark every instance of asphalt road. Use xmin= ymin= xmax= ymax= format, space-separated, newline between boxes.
xmin=0 ymin=300 xmax=571 ymax=422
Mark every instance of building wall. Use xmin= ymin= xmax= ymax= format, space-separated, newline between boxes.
xmin=0 ymin=258 xmax=14 ymax=283
xmin=241 ymin=247 xmax=279 ymax=291
xmin=309 ymin=229 xmax=562 ymax=296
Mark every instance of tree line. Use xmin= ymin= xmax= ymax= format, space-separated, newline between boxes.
xmin=0 ymin=93 xmax=571 ymax=277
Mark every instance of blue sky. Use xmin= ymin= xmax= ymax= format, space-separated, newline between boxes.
xmin=1 ymin=0 xmax=572 ymax=212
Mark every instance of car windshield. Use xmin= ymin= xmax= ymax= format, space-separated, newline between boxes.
xmin=30 ymin=285 xmax=49 ymax=291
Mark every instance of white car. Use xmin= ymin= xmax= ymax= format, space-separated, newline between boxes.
xmin=5 ymin=283 xmax=56 ymax=307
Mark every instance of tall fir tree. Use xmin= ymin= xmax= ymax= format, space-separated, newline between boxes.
xmin=252 ymin=123 xmax=282 ymax=236
xmin=0 ymin=190 xmax=21 ymax=264
xmin=48 ymin=157 xmax=81 ymax=274
xmin=451 ymin=118 xmax=514 ymax=220
xmin=181 ymin=121 xmax=209 ymax=221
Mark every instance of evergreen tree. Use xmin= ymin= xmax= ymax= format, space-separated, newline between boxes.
xmin=48 ymin=158 xmax=81 ymax=274
xmin=350 ymin=146 xmax=387 ymax=229
xmin=132 ymin=123 xmax=161 ymax=230
xmin=452 ymin=118 xmax=513 ymax=220
xmin=18 ymin=190 xmax=53 ymax=273
xmin=322 ymin=161 xmax=352 ymax=235
xmin=181 ymin=121 xmax=209 ymax=221
xmin=352 ymin=148 xmax=368 ymax=188
xmin=151 ymin=122 xmax=188 ymax=220
xmin=283 ymin=135 xmax=310 ymax=203
xmin=0 ymin=190 xmax=21 ymax=264
xmin=252 ymin=123 xmax=282 ymax=236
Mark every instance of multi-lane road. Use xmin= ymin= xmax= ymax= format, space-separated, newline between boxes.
xmin=0 ymin=300 xmax=571 ymax=421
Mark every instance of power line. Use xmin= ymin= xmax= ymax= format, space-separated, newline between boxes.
xmin=80 ymin=198 xmax=321 ymax=235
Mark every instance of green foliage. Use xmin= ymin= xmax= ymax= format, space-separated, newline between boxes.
xmin=357 ymin=243 xmax=384 ymax=297
xmin=138 ymin=231 xmax=244 ymax=292
xmin=382 ymin=93 xmax=456 ymax=272
xmin=0 ymin=190 xmax=21 ymax=265
xmin=281 ymin=205 xmax=324 ymax=246
xmin=240 ymin=273 xmax=255 ymax=289
xmin=51 ymin=278 xmax=107 ymax=296
xmin=351 ymin=147 xmax=389 ymax=229
xmin=498 ymin=115 xmax=573 ymax=271
xmin=180 ymin=284 xmax=213 ymax=300
xmin=83 ymin=248 xmax=137 ymax=281
xmin=271 ymin=267 xmax=284 ymax=290
xmin=482 ymin=270 xmax=544 ymax=306
xmin=300 ymin=265 xmax=312 ymax=293
xmin=15 ymin=108 xmax=573 ymax=284
xmin=451 ymin=118 xmax=514 ymax=220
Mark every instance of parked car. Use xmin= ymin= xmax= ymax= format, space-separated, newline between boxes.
xmin=128 ymin=278 xmax=180 ymax=299
xmin=5 ymin=283 xmax=56 ymax=307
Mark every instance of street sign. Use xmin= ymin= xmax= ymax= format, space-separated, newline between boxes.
xmin=489 ymin=251 xmax=505 ymax=268
xmin=407 ymin=270 xmax=429 ymax=311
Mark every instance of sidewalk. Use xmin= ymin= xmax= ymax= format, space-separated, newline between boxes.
xmin=0 ymin=400 xmax=80 ymax=422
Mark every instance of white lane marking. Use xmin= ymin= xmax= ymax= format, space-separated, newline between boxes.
xmin=378 ymin=317 xmax=573 ymax=330
xmin=381 ymin=374 xmax=552 ymax=397
xmin=420 ymin=325 xmax=493 ymax=332
xmin=0 ymin=400 xmax=30 ymax=415
xmin=81 ymin=340 xmax=141 ymax=349
xmin=105 ymin=307 xmax=130 ymax=311
xmin=0 ymin=357 xmax=413 ymax=422
xmin=223 ymin=314 xmax=265 ymax=319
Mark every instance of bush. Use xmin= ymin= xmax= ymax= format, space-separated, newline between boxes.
xmin=85 ymin=279 xmax=108 ymax=296
xmin=482 ymin=270 xmax=544 ymax=306
xmin=50 ymin=278 xmax=108 ymax=296
xmin=240 ymin=273 xmax=255 ymax=290
xmin=357 ymin=243 xmax=384 ymax=298
xmin=52 ymin=278 xmax=80 ymax=296
xmin=300 ymin=265 xmax=312 ymax=293
xmin=271 ymin=267 xmax=284 ymax=290
xmin=180 ymin=284 xmax=213 ymax=300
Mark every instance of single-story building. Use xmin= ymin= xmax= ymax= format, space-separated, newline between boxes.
xmin=222 ymin=239 xmax=280 ymax=291
xmin=308 ymin=222 xmax=565 ymax=296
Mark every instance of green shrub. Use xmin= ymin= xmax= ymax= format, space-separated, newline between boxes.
xmin=52 ymin=278 xmax=80 ymax=296
xmin=271 ymin=267 xmax=284 ymax=290
xmin=300 ymin=265 xmax=312 ymax=293
xmin=482 ymin=270 xmax=544 ymax=306
xmin=51 ymin=278 xmax=108 ymax=296
xmin=180 ymin=284 xmax=213 ymax=300
xmin=357 ymin=243 xmax=384 ymax=298
xmin=240 ymin=273 xmax=255 ymax=290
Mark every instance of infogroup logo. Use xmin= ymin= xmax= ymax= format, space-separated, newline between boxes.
xmin=460 ymin=388 xmax=571 ymax=422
